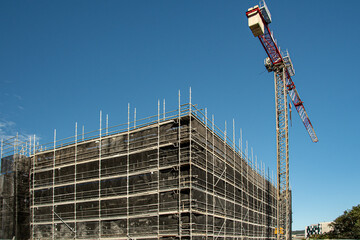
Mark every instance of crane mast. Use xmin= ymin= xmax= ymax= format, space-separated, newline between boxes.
xmin=246 ymin=2 xmax=318 ymax=240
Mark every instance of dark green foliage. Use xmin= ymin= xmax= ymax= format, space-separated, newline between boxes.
xmin=313 ymin=204 xmax=360 ymax=239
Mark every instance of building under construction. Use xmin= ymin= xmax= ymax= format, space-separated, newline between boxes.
xmin=2 ymin=102 xmax=277 ymax=239
xmin=0 ymin=136 xmax=31 ymax=239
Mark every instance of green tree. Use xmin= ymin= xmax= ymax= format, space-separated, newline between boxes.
xmin=314 ymin=204 xmax=360 ymax=239
xmin=332 ymin=204 xmax=360 ymax=238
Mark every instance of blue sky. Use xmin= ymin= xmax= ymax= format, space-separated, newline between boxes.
xmin=1 ymin=0 xmax=359 ymax=231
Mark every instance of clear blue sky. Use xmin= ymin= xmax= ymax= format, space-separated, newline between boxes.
xmin=1 ymin=0 xmax=359 ymax=231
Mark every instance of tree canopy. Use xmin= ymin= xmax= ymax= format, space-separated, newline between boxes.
xmin=313 ymin=204 xmax=360 ymax=239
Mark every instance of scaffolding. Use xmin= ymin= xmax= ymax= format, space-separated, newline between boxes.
xmin=30 ymin=97 xmax=277 ymax=239
xmin=0 ymin=134 xmax=31 ymax=239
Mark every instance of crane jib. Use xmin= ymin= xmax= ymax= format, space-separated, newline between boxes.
xmin=246 ymin=6 xmax=318 ymax=143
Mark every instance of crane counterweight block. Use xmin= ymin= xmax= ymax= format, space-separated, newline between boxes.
xmin=247 ymin=7 xmax=265 ymax=37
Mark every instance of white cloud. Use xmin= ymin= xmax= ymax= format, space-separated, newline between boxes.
xmin=0 ymin=119 xmax=36 ymax=147
xmin=0 ymin=120 xmax=15 ymax=135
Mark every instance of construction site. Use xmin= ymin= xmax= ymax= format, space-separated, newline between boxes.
xmin=0 ymin=1 xmax=320 ymax=239
xmin=1 ymin=102 xmax=277 ymax=239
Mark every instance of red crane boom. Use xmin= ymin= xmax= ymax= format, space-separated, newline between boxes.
xmin=246 ymin=5 xmax=318 ymax=143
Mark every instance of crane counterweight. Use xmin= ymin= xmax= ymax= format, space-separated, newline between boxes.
xmin=247 ymin=7 xmax=264 ymax=37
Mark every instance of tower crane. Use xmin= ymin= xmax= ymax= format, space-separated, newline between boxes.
xmin=245 ymin=2 xmax=318 ymax=240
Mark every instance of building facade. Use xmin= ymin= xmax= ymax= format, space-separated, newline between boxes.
xmin=16 ymin=104 xmax=276 ymax=239
xmin=305 ymin=222 xmax=333 ymax=238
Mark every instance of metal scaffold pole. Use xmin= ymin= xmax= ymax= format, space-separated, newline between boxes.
xmin=127 ymin=104 xmax=130 ymax=239
xmin=99 ymin=110 xmax=102 ymax=238
xmin=224 ymin=121 xmax=227 ymax=238
xmin=211 ymin=115 xmax=215 ymax=239
xmin=205 ymin=108 xmax=208 ymax=238
xmin=178 ymin=90 xmax=181 ymax=239
xmin=74 ymin=122 xmax=78 ymax=238
xmin=32 ymin=135 xmax=36 ymax=239
xmin=157 ymin=100 xmax=160 ymax=239
xmin=238 ymin=129 xmax=242 ymax=239
xmin=52 ymin=129 xmax=56 ymax=240
xmin=189 ymin=87 xmax=192 ymax=240
xmin=232 ymin=119 xmax=236 ymax=238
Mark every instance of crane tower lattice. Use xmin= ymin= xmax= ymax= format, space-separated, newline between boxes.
xmin=246 ymin=2 xmax=318 ymax=240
